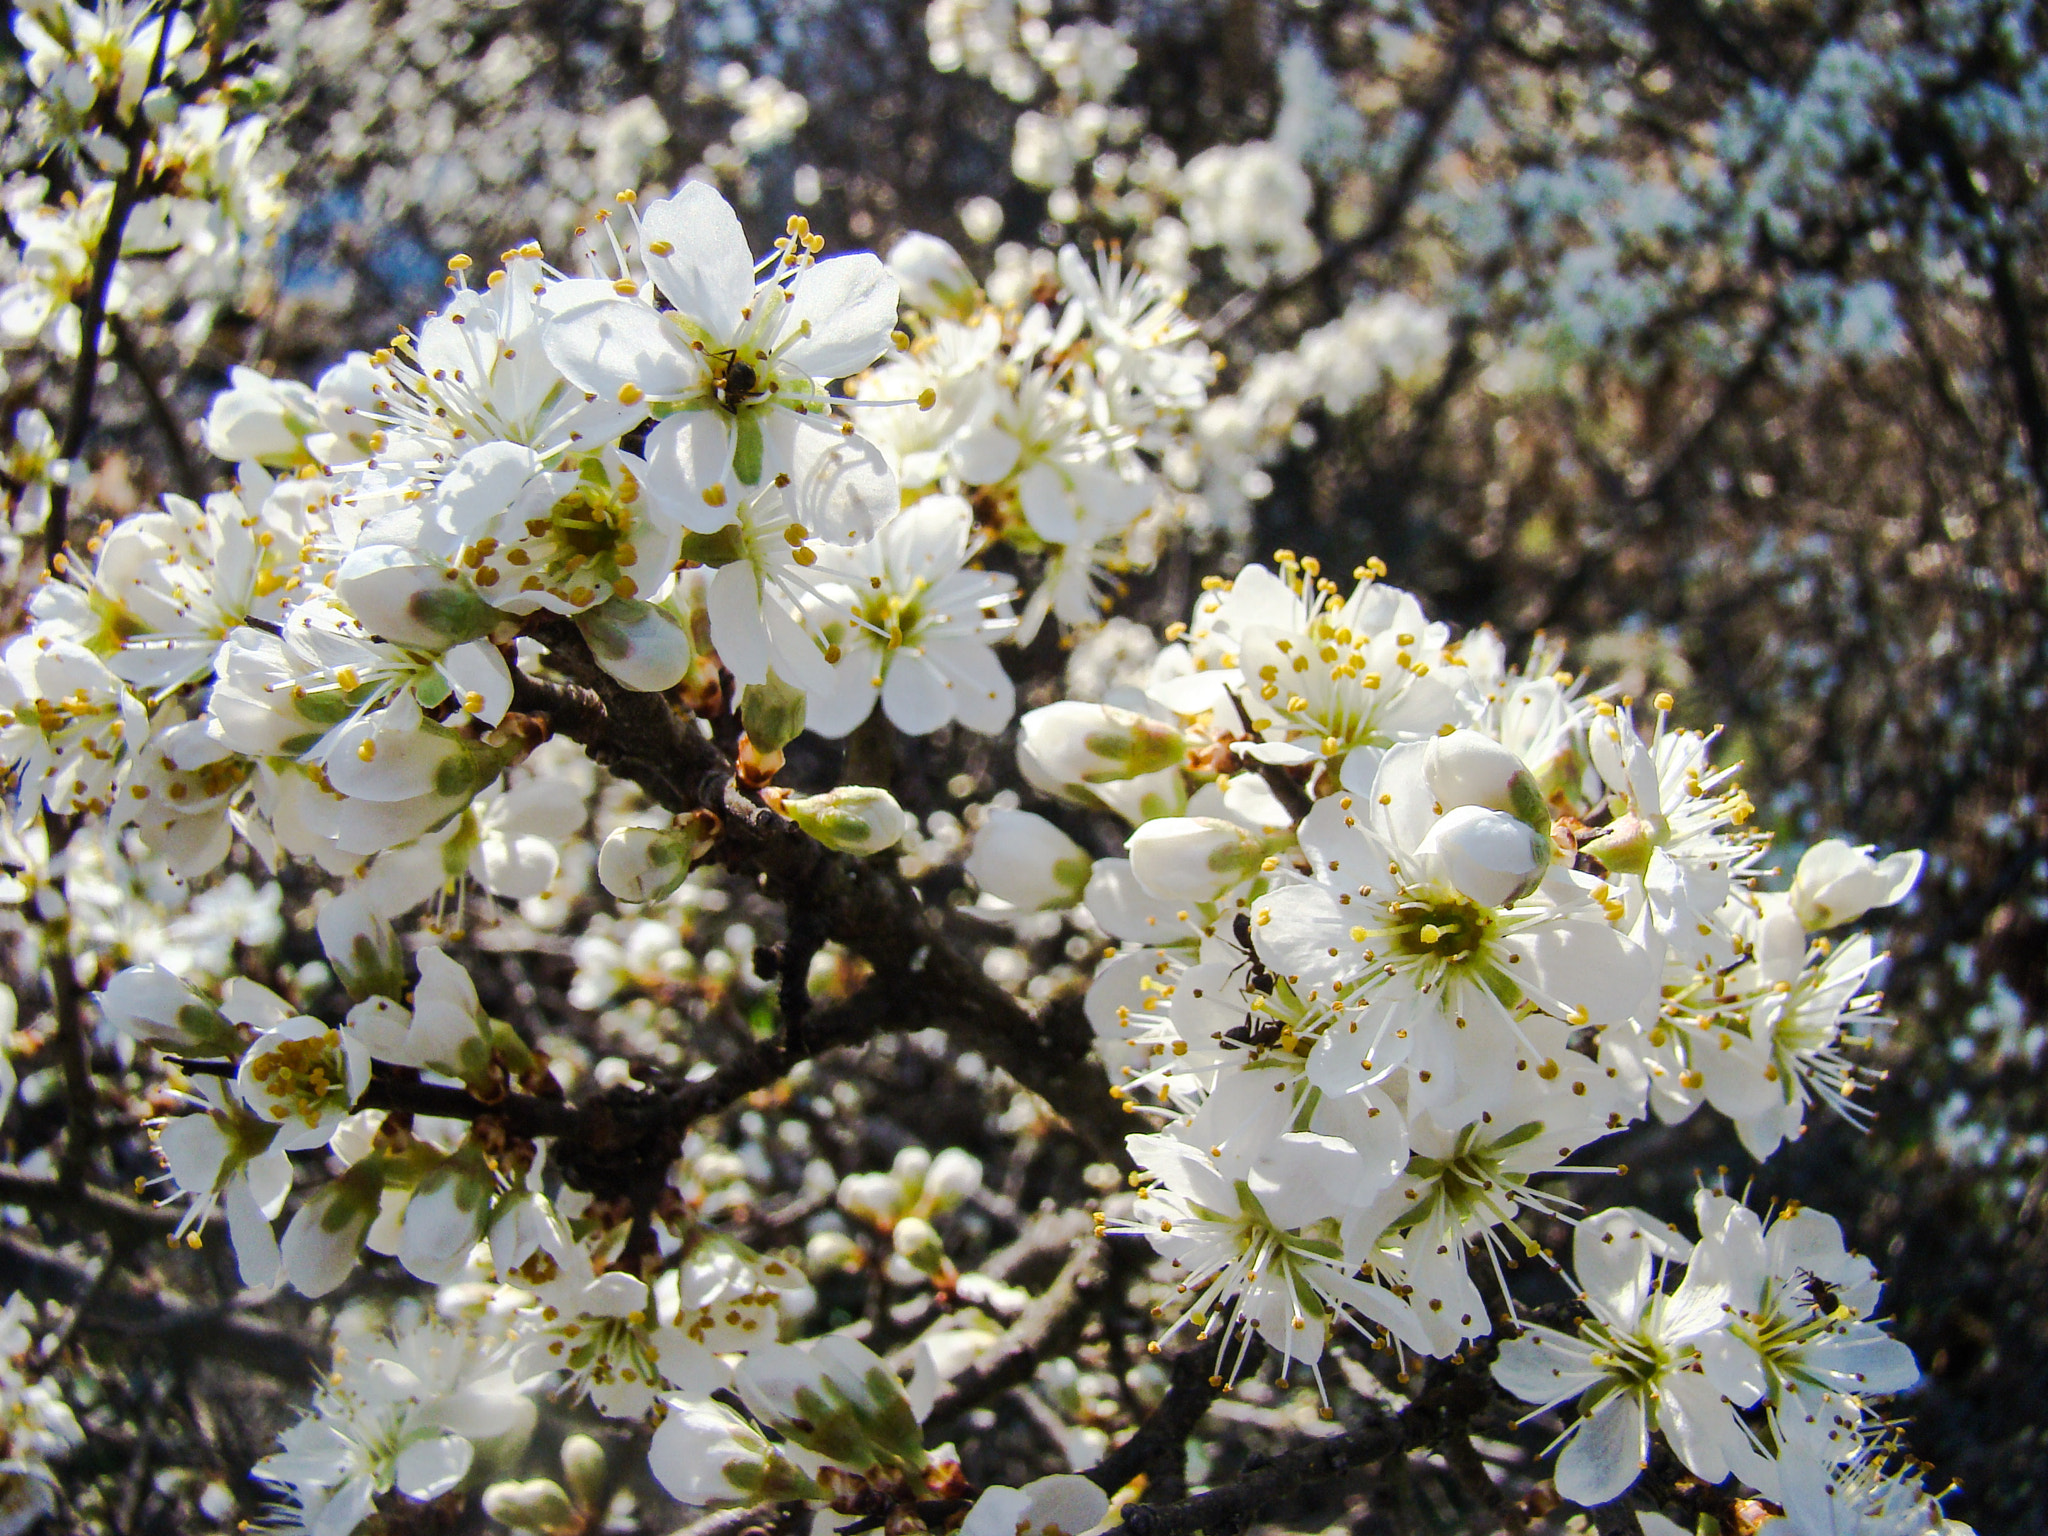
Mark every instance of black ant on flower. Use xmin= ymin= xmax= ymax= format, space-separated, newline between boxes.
xmin=1220 ymin=910 xmax=1285 ymax=1051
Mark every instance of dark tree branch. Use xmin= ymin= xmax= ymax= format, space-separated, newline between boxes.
xmin=0 ymin=1167 xmax=181 ymax=1238
xmin=0 ymin=1230 xmax=314 ymax=1382
xmin=521 ymin=619 xmax=1128 ymax=1158
xmin=108 ymin=313 xmax=205 ymax=501
xmin=922 ymin=1235 xmax=1114 ymax=1428
xmin=1104 ymin=1356 xmax=1499 ymax=1536
xmin=42 ymin=0 xmax=181 ymax=567
xmin=1089 ymin=1333 xmax=1240 ymax=1493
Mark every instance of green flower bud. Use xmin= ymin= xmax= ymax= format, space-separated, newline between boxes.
xmin=785 ymin=785 xmax=910 ymax=856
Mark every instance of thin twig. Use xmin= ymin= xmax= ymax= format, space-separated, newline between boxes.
xmin=921 ymin=1235 xmax=1114 ymax=1428
xmin=109 ymin=312 xmax=205 ymax=500
xmin=42 ymin=0 xmax=182 ymax=566
xmin=523 ymin=621 xmax=1129 ymax=1157
xmin=0 ymin=1230 xmax=315 ymax=1381
xmin=0 ymin=1166 xmax=181 ymax=1238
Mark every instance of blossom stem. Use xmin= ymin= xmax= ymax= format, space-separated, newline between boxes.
xmin=42 ymin=0 xmax=184 ymax=569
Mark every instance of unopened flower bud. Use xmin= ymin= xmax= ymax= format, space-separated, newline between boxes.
xmin=1582 ymin=811 xmax=1658 ymax=878
xmin=598 ymin=823 xmax=699 ymax=904
xmin=891 ymin=1145 xmax=932 ymax=1190
xmin=838 ymin=1170 xmax=908 ymax=1225
xmin=559 ymin=1435 xmax=607 ymax=1509
xmin=741 ymin=669 xmax=810 ymax=753
xmin=892 ymin=1214 xmax=946 ymax=1276
xmin=202 ymin=365 xmax=318 ymax=467
xmin=482 ymin=1478 xmax=574 ymax=1531
xmin=888 ymin=232 xmax=979 ymax=316
xmin=965 ymin=809 xmax=1092 ymax=910
xmin=1424 ymin=729 xmax=1549 ymax=835
xmin=97 ymin=963 xmax=239 ymax=1055
xmin=1018 ymin=702 xmax=1188 ymax=791
xmin=578 ymin=596 xmax=695 ymax=693
xmin=1790 ymin=839 xmax=1924 ymax=931
xmin=785 ymin=785 xmax=909 ymax=855
xmin=923 ymin=1147 xmax=983 ymax=1210
xmin=647 ymin=1398 xmax=822 ymax=1507
xmin=315 ymin=888 xmax=406 ymax=1002
xmin=806 ymin=1229 xmax=862 ymax=1273
xmin=735 ymin=1337 xmax=927 ymax=1473
xmin=1125 ymin=816 xmax=1266 ymax=903
xmin=335 ymin=544 xmax=497 ymax=649
xmin=1416 ymin=804 xmax=1550 ymax=907
xmin=395 ymin=1146 xmax=494 ymax=1282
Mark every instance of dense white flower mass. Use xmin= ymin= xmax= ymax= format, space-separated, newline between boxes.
xmin=0 ymin=2 xmax=2002 ymax=1531
xmin=952 ymin=550 xmax=1948 ymax=1527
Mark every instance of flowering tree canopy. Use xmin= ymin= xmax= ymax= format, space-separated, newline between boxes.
xmin=2 ymin=2 xmax=2044 ymax=1535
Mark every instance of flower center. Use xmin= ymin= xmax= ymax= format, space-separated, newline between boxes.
xmin=1389 ymin=888 xmax=1491 ymax=963
xmin=246 ymin=1031 xmax=346 ymax=1125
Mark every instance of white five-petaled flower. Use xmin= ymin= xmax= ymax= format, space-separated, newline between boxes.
xmin=543 ymin=183 xmax=899 ymax=503
xmin=1492 ymin=1210 xmax=1732 ymax=1507
xmin=430 ymin=441 xmax=687 ymax=616
xmin=1734 ymin=1391 xmax=1966 ymax=1536
xmin=234 ymin=1014 xmax=371 ymax=1151
xmin=1688 ymin=1189 xmax=1918 ymax=1410
xmin=805 ymin=494 xmax=1018 ymax=736
xmin=0 ymin=633 xmax=149 ymax=823
xmin=1252 ymin=738 xmax=1646 ymax=1124
xmin=253 ymin=1308 xmax=532 ymax=1536
xmin=347 ymin=249 xmax=644 ymax=480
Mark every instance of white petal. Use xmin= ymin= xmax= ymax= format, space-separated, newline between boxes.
xmin=225 ymin=1175 xmax=282 ymax=1291
xmin=1018 ymin=1474 xmax=1109 ymax=1536
xmin=439 ymin=640 xmax=513 ymax=725
xmin=543 ymin=297 xmax=701 ymax=401
xmin=706 ymin=563 xmax=772 ymax=685
xmin=1655 ymin=1369 xmax=1737 ymax=1485
xmin=781 ymin=253 xmax=899 ymax=380
xmin=646 ymin=412 xmax=738 ymax=529
xmin=1554 ymin=1391 xmax=1646 ymax=1507
xmin=394 ymin=1434 xmax=473 ymax=1501
xmin=475 ymin=831 xmax=559 ymax=899
xmin=641 ymin=182 xmax=756 ymax=338
xmin=1491 ymin=1330 xmax=1604 ymax=1408
xmin=1574 ymin=1210 xmax=1655 ymax=1330
xmin=880 ymin=653 xmax=953 ymax=735
xmin=787 ymin=423 xmax=897 ymax=542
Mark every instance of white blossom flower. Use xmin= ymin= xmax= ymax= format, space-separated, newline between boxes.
xmin=804 ymin=494 xmax=1017 ymax=737
xmin=1789 ymin=839 xmax=1923 ymax=932
xmin=0 ymin=633 xmax=150 ymax=822
xmin=1492 ymin=1210 xmax=1733 ymax=1506
xmin=1689 ymin=1190 xmax=1917 ymax=1409
xmin=544 ymin=186 xmax=898 ymax=503
xmin=253 ymin=1307 xmax=532 ymax=1536
xmin=961 ymin=1475 xmax=1110 ymax=1536
xmin=234 ymin=1015 xmax=372 ymax=1151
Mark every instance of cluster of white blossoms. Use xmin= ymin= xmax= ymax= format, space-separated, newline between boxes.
xmin=0 ymin=177 xmax=1218 ymax=1536
xmin=0 ymin=178 xmax=1210 ymax=923
xmin=0 ymin=6 xmax=1993 ymax=1526
xmin=2 ymin=0 xmax=286 ymax=359
xmin=1494 ymin=1197 xmax=1942 ymax=1522
xmin=0 ymin=1294 xmax=83 ymax=1536
xmin=971 ymin=552 xmax=1962 ymax=1531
